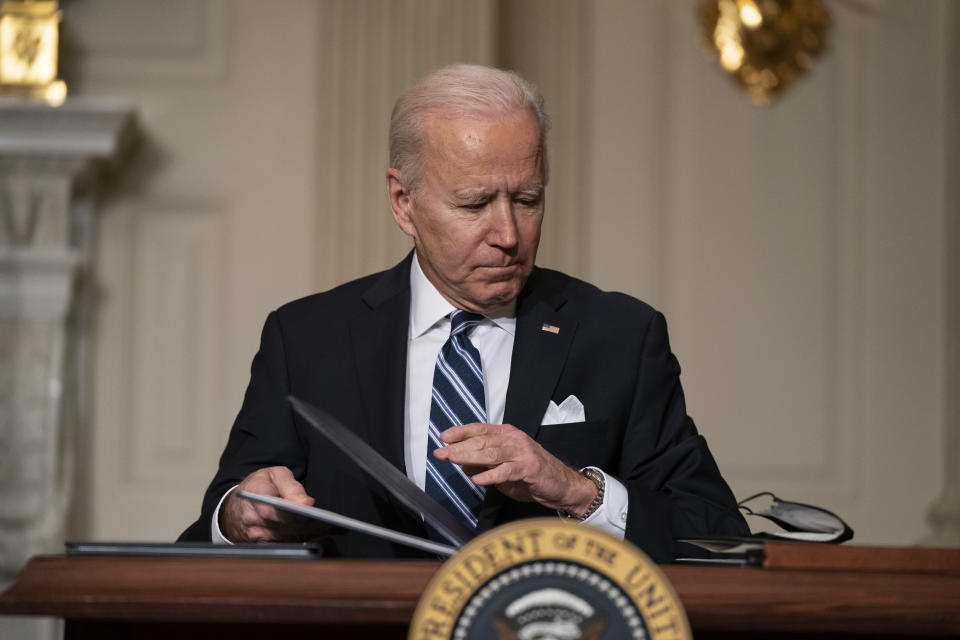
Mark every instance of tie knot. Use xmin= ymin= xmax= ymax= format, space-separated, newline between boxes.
xmin=450 ymin=310 xmax=484 ymax=337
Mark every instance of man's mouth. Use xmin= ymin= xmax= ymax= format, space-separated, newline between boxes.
xmin=480 ymin=264 xmax=520 ymax=276
xmin=477 ymin=264 xmax=525 ymax=283
xmin=481 ymin=261 xmax=521 ymax=270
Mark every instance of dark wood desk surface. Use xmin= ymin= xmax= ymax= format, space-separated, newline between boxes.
xmin=2 ymin=546 xmax=959 ymax=638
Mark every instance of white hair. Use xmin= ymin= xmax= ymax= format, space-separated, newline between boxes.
xmin=388 ymin=64 xmax=550 ymax=191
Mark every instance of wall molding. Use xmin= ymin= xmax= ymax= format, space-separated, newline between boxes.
xmin=66 ymin=0 xmax=232 ymax=84
xmin=110 ymin=204 xmax=228 ymax=487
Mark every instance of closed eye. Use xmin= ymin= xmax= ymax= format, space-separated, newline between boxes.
xmin=513 ymin=186 xmax=544 ymax=207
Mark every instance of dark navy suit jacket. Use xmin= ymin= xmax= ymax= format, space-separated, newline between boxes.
xmin=179 ymin=254 xmax=748 ymax=561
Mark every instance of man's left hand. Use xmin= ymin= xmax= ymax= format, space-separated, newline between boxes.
xmin=433 ymin=423 xmax=598 ymax=518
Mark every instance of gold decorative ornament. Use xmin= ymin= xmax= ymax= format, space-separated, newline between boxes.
xmin=409 ymin=518 xmax=691 ymax=640
xmin=0 ymin=0 xmax=66 ymax=105
xmin=700 ymin=0 xmax=830 ymax=105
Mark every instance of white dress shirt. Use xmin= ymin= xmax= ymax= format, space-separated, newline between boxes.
xmin=212 ymin=252 xmax=627 ymax=542
xmin=404 ymin=253 xmax=516 ymax=488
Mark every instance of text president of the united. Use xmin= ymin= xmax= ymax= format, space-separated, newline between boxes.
xmin=179 ymin=64 xmax=749 ymax=562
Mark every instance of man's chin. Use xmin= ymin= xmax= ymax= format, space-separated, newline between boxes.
xmin=471 ymin=282 xmax=524 ymax=310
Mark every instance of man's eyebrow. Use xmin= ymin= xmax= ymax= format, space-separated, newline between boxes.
xmin=452 ymin=185 xmax=544 ymax=202
xmin=452 ymin=191 xmax=493 ymax=203
xmin=515 ymin=186 xmax=544 ymax=197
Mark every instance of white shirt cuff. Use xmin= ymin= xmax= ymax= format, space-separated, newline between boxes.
xmin=564 ymin=467 xmax=628 ymax=538
xmin=210 ymin=485 xmax=238 ymax=544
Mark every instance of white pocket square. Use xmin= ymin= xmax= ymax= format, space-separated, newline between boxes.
xmin=540 ymin=395 xmax=586 ymax=425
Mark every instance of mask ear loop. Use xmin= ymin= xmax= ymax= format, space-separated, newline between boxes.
xmin=738 ymin=491 xmax=776 ymax=516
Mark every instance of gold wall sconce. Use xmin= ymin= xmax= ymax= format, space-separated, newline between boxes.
xmin=0 ymin=0 xmax=66 ymax=105
xmin=700 ymin=0 xmax=830 ymax=106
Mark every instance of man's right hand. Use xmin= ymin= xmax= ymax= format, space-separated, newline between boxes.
xmin=220 ymin=466 xmax=324 ymax=543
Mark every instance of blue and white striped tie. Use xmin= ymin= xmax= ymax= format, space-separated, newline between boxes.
xmin=425 ymin=310 xmax=487 ymax=537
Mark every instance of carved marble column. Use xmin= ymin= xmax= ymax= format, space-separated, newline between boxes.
xmin=0 ymin=99 xmax=136 ymax=577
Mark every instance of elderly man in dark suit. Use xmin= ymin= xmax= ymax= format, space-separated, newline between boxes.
xmin=179 ymin=64 xmax=748 ymax=562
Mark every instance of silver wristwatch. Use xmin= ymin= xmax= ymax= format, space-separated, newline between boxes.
xmin=566 ymin=467 xmax=605 ymax=521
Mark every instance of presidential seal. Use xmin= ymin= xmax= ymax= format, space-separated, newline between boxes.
xmin=409 ymin=518 xmax=691 ymax=640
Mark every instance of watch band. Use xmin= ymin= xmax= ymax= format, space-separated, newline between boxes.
xmin=566 ymin=467 xmax=605 ymax=521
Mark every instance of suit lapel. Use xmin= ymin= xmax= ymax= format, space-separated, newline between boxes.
xmin=349 ymin=254 xmax=412 ymax=473
xmin=478 ymin=269 xmax=578 ymax=529
xmin=503 ymin=269 xmax=577 ymax=436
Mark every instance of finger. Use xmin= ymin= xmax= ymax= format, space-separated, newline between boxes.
xmin=460 ymin=463 xmax=488 ymax=477
xmin=441 ymin=430 xmax=498 ymax=454
xmin=435 ymin=440 xmax=502 ymax=466
xmin=470 ymin=465 xmax=506 ymax=487
xmin=470 ymin=462 xmax=518 ymax=486
xmin=439 ymin=423 xmax=496 ymax=443
xmin=241 ymin=467 xmax=284 ymax=496
xmin=432 ymin=440 xmax=487 ymax=461
xmin=267 ymin=466 xmax=315 ymax=505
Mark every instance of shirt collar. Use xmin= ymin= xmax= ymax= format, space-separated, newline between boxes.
xmin=409 ymin=251 xmax=516 ymax=338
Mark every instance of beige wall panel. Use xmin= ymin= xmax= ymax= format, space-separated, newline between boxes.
xmin=586 ymin=0 xmax=666 ymax=302
xmin=663 ymin=2 xmax=860 ymax=494
xmin=90 ymin=204 xmax=231 ymax=539
xmin=123 ymin=209 xmax=226 ymax=485
xmin=313 ymin=0 xmax=496 ymax=291
xmin=853 ymin=0 xmax=947 ymax=543
xmin=497 ymin=0 xmax=590 ymax=277
xmin=587 ymin=0 xmax=946 ymax=544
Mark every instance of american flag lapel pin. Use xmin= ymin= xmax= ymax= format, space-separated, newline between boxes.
xmin=541 ymin=323 xmax=560 ymax=335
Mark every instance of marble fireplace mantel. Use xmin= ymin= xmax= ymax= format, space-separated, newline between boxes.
xmin=0 ymin=98 xmax=137 ymax=577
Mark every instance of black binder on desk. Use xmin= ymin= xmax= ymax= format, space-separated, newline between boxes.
xmin=65 ymin=541 xmax=325 ymax=558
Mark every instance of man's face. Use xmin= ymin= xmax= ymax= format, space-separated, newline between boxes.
xmin=388 ymin=109 xmax=545 ymax=314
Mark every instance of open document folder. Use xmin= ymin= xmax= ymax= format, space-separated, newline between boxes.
xmin=238 ymin=491 xmax=458 ymax=557
xmin=237 ymin=395 xmax=478 ymax=558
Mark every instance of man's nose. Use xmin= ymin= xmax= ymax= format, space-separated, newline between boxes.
xmin=487 ymin=198 xmax=518 ymax=249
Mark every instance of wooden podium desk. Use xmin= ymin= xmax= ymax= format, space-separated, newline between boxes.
xmin=2 ymin=544 xmax=959 ymax=639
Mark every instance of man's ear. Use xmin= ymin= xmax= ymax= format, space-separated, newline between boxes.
xmin=386 ymin=169 xmax=417 ymax=238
